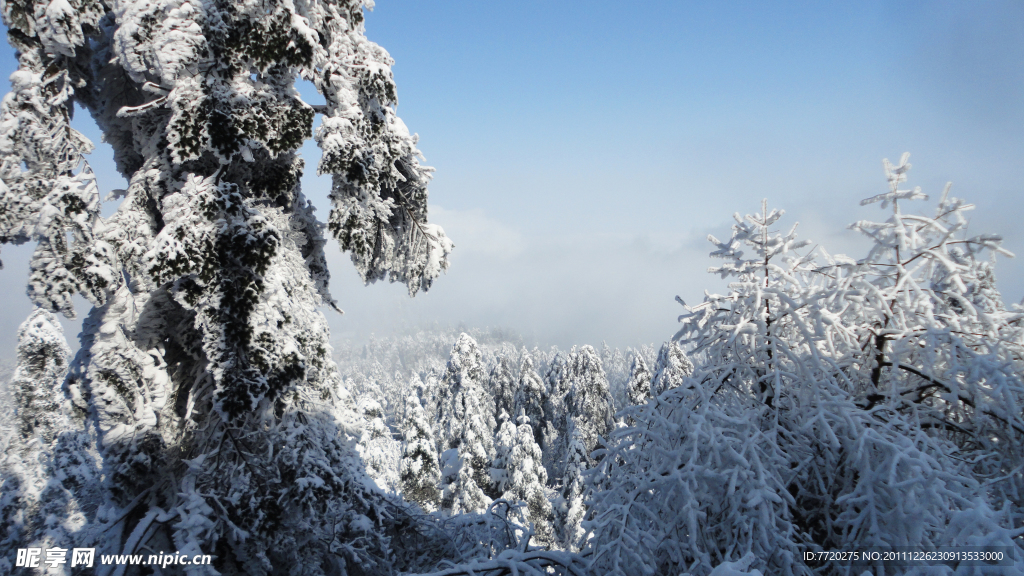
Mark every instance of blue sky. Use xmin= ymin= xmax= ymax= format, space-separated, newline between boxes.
xmin=0 ymin=0 xmax=1022 ymax=354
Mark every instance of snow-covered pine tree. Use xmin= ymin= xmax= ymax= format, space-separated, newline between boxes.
xmin=11 ymin=309 xmax=72 ymax=442
xmin=541 ymin=350 xmax=571 ymax=482
xmin=388 ymin=369 xmax=405 ymax=423
xmin=651 ymin=340 xmax=694 ymax=397
xmin=558 ymin=423 xmax=588 ymax=552
xmin=490 ymin=412 xmax=518 ymax=496
xmin=543 ymin=350 xmax=571 ymax=413
xmin=439 ymin=448 xmax=490 ymax=516
xmin=357 ymin=397 xmax=401 ymax=493
xmin=502 ymin=413 xmax=553 ymax=545
xmin=353 ymin=366 xmax=402 ymax=490
xmin=0 ymin=0 xmax=455 ymax=572
xmin=597 ymin=342 xmax=628 ymax=409
xmin=513 ymin=350 xmax=547 ymax=450
xmin=0 ymin=309 xmax=100 ymax=572
xmin=399 ymin=393 xmax=441 ymax=511
xmin=563 ymin=345 xmax=615 ymax=468
xmin=418 ymin=368 xmax=443 ymax=424
xmin=436 ymin=333 xmax=496 ymax=510
xmin=546 ymin=345 xmax=616 ymax=544
xmin=624 ymin=352 xmax=652 ymax=408
xmin=488 ymin=353 xmax=517 ymax=428
xmin=351 ymin=360 xmax=389 ymax=411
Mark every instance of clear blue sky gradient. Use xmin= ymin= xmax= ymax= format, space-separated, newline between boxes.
xmin=0 ymin=0 xmax=1021 ymax=353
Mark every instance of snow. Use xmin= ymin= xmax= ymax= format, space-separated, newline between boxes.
xmin=707 ymin=554 xmax=763 ymax=576
xmin=0 ymin=0 xmax=1021 ymax=569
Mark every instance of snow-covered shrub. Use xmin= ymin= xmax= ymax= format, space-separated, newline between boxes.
xmin=585 ymin=382 xmax=803 ymax=576
xmin=431 ymin=500 xmax=586 ymax=575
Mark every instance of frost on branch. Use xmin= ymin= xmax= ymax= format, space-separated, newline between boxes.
xmin=585 ymin=381 xmax=803 ymax=576
xmin=11 ymin=309 xmax=72 ymax=442
xmin=0 ymin=56 xmax=116 ymax=315
xmin=842 ymin=154 xmax=1024 ymax=531
xmin=312 ymin=2 xmax=452 ymax=296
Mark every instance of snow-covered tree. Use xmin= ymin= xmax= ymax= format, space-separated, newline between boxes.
xmin=1 ymin=309 xmax=100 ymax=573
xmin=417 ymin=368 xmax=443 ymax=425
xmin=538 ymin=346 xmax=615 ymax=488
xmin=0 ymin=0 xmax=456 ymax=571
xmin=488 ymin=354 xmax=517 ymax=427
xmin=584 ymin=162 xmax=1024 ymax=576
xmin=400 ymin=393 xmax=441 ymax=511
xmin=842 ymin=157 xmax=1022 ymax=414
xmin=11 ymin=310 xmax=72 ymax=442
xmin=513 ymin=350 xmax=547 ymax=449
xmin=440 ymin=448 xmax=491 ymax=516
xmin=499 ymin=413 xmax=553 ymax=545
xmin=358 ymin=397 xmax=401 ymax=493
xmin=541 ymin=350 xmax=571 ymax=481
xmin=624 ymin=352 xmax=652 ymax=409
xmin=836 ymin=154 xmax=1024 ymax=530
xmin=651 ymin=340 xmax=693 ymax=397
xmin=437 ymin=334 xmax=496 ymax=507
xmin=490 ymin=413 xmax=517 ymax=495
xmin=563 ymin=345 xmax=615 ymax=468
xmin=558 ymin=423 xmax=589 ymax=552
xmin=598 ymin=342 xmax=628 ymax=410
